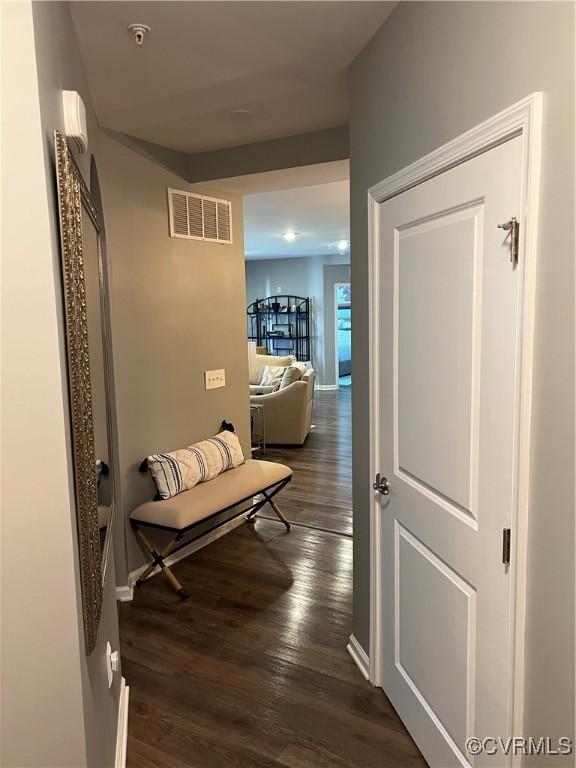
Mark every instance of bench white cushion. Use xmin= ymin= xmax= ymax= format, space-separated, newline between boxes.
xmin=131 ymin=459 xmax=292 ymax=530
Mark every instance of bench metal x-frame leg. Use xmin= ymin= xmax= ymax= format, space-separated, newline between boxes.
xmin=132 ymin=476 xmax=291 ymax=599
xmin=245 ymin=484 xmax=291 ymax=530
xmin=132 ymin=525 xmax=189 ymax=599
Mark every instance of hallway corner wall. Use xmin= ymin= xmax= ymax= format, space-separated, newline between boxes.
xmin=97 ymin=132 xmax=251 ymax=576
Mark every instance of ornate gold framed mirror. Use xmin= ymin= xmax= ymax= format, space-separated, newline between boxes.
xmin=54 ymin=131 xmax=115 ymax=654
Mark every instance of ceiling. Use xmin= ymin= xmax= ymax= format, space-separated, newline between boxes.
xmin=70 ymin=1 xmax=396 ymax=154
xmin=244 ymin=178 xmax=349 ymax=260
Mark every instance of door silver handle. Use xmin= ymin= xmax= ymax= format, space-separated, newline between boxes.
xmin=373 ymin=473 xmax=390 ymax=495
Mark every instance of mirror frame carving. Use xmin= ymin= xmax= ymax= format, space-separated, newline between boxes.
xmin=54 ymin=130 xmax=111 ymax=654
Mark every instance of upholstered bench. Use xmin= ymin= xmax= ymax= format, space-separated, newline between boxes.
xmin=130 ymin=459 xmax=292 ymax=598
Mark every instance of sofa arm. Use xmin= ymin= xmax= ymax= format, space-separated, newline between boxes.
xmin=249 ymin=381 xmax=309 ymax=445
xmin=250 ymin=380 xmax=307 ymax=406
xmin=249 ymin=384 xmax=276 ymax=395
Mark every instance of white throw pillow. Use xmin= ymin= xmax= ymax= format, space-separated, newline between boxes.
xmin=147 ymin=429 xmax=245 ymax=499
xmin=259 ymin=365 xmax=287 ymax=389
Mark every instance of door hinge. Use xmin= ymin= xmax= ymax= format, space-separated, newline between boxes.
xmin=497 ymin=217 xmax=519 ymax=265
xmin=502 ymin=528 xmax=511 ymax=565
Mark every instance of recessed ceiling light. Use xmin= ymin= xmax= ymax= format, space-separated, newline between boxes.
xmin=283 ymin=231 xmax=299 ymax=242
xmin=230 ymin=109 xmax=253 ymax=118
xmin=337 ymin=239 xmax=349 ymax=252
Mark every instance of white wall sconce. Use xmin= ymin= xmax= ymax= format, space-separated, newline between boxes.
xmin=62 ymin=90 xmax=88 ymax=154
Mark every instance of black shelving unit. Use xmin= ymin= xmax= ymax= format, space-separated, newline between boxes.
xmin=247 ymin=295 xmax=310 ymax=362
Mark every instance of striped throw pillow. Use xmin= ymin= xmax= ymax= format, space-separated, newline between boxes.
xmin=147 ymin=430 xmax=245 ymax=500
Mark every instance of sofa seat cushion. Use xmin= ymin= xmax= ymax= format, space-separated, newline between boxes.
xmin=131 ymin=459 xmax=292 ymax=530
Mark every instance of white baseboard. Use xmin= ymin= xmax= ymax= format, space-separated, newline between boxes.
xmin=116 ymin=513 xmax=247 ymax=601
xmin=316 ymin=384 xmax=338 ymax=391
xmin=346 ymin=634 xmax=371 ymax=682
xmin=115 ymin=677 xmax=129 ymax=768
xmin=115 ymin=584 xmax=134 ymax=602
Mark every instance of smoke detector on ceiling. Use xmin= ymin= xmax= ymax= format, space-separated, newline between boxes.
xmin=128 ymin=23 xmax=151 ymax=46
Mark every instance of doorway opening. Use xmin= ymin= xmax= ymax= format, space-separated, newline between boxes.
xmin=242 ymin=163 xmax=353 ymax=535
xmin=336 ymin=282 xmax=351 ymax=387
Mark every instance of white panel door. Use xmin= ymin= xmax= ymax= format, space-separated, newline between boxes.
xmin=377 ymin=136 xmax=523 ymax=767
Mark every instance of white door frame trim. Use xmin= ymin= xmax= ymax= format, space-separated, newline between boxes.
xmin=367 ymin=93 xmax=542 ymax=747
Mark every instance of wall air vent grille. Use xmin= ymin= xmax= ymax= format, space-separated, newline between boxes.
xmin=167 ymin=188 xmax=233 ymax=244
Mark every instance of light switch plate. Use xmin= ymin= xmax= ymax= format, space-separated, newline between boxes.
xmin=205 ymin=369 xmax=225 ymax=390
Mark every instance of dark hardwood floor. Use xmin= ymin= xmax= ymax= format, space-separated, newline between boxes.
xmin=261 ymin=388 xmax=352 ymax=536
xmin=120 ymin=388 xmax=425 ymax=767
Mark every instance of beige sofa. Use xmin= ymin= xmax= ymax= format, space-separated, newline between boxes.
xmin=249 ymin=354 xmax=315 ymax=445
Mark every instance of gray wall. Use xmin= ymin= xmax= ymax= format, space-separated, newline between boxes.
xmin=98 ymin=132 xmax=251 ymax=576
xmin=98 ymin=126 xmax=348 ymax=187
xmin=2 ymin=2 xmax=120 ymax=765
xmin=187 ymin=126 xmax=349 ymax=183
xmin=349 ymin=1 xmax=574 ymax=756
xmin=245 ymin=254 xmax=349 ymax=386
xmin=31 ymin=4 xmax=124 ymax=763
